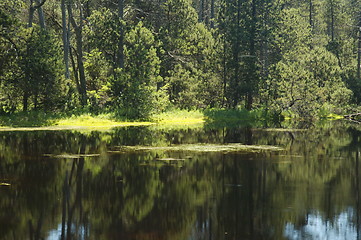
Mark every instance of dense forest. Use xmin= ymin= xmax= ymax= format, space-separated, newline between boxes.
xmin=0 ymin=0 xmax=360 ymax=119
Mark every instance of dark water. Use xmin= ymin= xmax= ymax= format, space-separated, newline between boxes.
xmin=1 ymin=121 xmax=361 ymax=240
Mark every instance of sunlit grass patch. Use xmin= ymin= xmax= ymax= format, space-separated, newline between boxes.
xmin=152 ymin=109 xmax=205 ymax=125
xmin=55 ymin=113 xmax=153 ymax=127
xmin=326 ymin=113 xmax=343 ymax=120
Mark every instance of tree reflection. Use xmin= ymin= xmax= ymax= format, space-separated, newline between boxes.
xmin=0 ymin=121 xmax=361 ymax=239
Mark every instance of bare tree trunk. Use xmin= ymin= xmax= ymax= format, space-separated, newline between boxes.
xmin=357 ymin=26 xmax=361 ymax=81
xmin=246 ymin=0 xmax=257 ymax=110
xmin=28 ymin=0 xmax=47 ymax=28
xmin=200 ymin=0 xmax=205 ymax=22
xmin=222 ymin=36 xmax=227 ymax=107
xmin=231 ymin=0 xmax=242 ymax=108
xmin=309 ymin=0 xmax=313 ymax=30
xmin=261 ymin=5 xmax=269 ymax=79
xmin=28 ymin=0 xmax=35 ymax=27
xmin=70 ymin=46 xmax=81 ymax=92
xmin=61 ymin=0 xmax=70 ymax=79
xmin=23 ymin=89 xmax=29 ymax=111
xmin=68 ymin=0 xmax=87 ymax=106
xmin=35 ymin=0 xmax=46 ymax=29
xmin=118 ymin=0 xmax=124 ymax=69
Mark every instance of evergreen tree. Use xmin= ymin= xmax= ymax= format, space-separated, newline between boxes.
xmin=112 ymin=22 xmax=165 ymax=119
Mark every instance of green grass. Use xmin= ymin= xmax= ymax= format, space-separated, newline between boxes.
xmin=0 ymin=108 xmax=312 ymax=130
xmin=151 ymin=109 xmax=205 ymax=125
xmin=55 ymin=113 xmax=153 ymax=127
xmin=203 ymin=108 xmax=279 ymax=128
xmin=0 ymin=109 xmax=205 ymax=129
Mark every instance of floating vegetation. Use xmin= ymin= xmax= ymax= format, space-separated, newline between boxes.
xmin=253 ymin=128 xmax=307 ymax=132
xmin=110 ymin=143 xmax=283 ymax=154
xmin=44 ymin=153 xmax=100 ymax=159
xmin=155 ymin=158 xmax=186 ymax=161
xmin=278 ymin=155 xmax=303 ymax=158
xmin=0 ymin=183 xmax=11 ymax=186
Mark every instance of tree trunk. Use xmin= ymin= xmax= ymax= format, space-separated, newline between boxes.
xmin=35 ymin=0 xmax=46 ymax=29
xmin=231 ymin=0 xmax=242 ymax=108
xmin=245 ymin=0 xmax=257 ymax=110
xmin=28 ymin=0 xmax=35 ymax=28
xmin=357 ymin=26 xmax=361 ymax=82
xmin=70 ymin=46 xmax=80 ymax=92
xmin=23 ymin=91 xmax=29 ymax=112
xmin=261 ymin=4 xmax=269 ymax=79
xmin=222 ymin=36 xmax=227 ymax=107
xmin=118 ymin=0 xmax=124 ymax=69
xmin=61 ymin=0 xmax=70 ymax=79
xmin=330 ymin=0 xmax=334 ymax=41
xmin=309 ymin=0 xmax=313 ymax=30
xmin=200 ymin=0 xmax=205 ymax=22
xmin=68 ymin=0 xmax=87 ymax=106
xmin=210 ymin=0 xmax=215 ymax=28
xmin=28 ymin=0 xmax=47 ymax=28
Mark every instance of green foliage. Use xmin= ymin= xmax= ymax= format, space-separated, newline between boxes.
xmin=84 ymin=8 xmax=119 ymax=64
xmin=259 ymin=5 xmax=354 ymax=118
xmin=1 ymin=0 xmax=361 ymax=120
xmin=264 ymin=46 xmax=352 ymax=118
xmin=1 ymin=22 xmax=65 ymax=112
xmin=161 ymin=0 xmax=198 ymax=52
xmin=161 ymin=2 xmax=222 ymax=109
xmin=21 ymin=28 xmax=64 ymax=110
xmin=84 ymin=49 xmax=112 ymax=110
xmin=0 ymin=111 xmax=59 ymax=127
xmin=167 ymin=64 xmax=200 ymax=108
xmin=112 ymin=22 xmax=166 ymax=119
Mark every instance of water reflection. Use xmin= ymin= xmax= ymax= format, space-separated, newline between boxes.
xmin=0 ymin=121 xmax=361 ymax=239
xmin=284 ymin=209 xmax=358 ymax=240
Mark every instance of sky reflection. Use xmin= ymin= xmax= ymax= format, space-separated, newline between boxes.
xmin=47 ymin=223 xmax=88 ymax=240
xmin=284 ymin=208 xmax=358 ymax=240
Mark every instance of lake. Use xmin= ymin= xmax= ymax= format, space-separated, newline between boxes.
xmin=1 ymin=120 xmax=361 ymax=240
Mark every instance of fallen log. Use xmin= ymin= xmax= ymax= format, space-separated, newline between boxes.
xmin=344 ymin=113 xmax=361 ymax=119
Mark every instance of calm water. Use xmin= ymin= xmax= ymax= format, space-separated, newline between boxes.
xmin=1 ymin=121 xmax=361 ymax=240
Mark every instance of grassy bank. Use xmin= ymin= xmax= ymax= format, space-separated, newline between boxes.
xmin=0 ymin=108 xmax=341 ymax=130
xmin=0 ymin=109 xmax=206 ymax=129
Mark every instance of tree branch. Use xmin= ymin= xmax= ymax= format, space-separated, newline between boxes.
xmin=34 ymin=0 xmax=47 ymax=9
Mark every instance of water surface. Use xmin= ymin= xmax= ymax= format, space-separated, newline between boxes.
xmin=1 ymin=121 xmax=361 ymax=240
